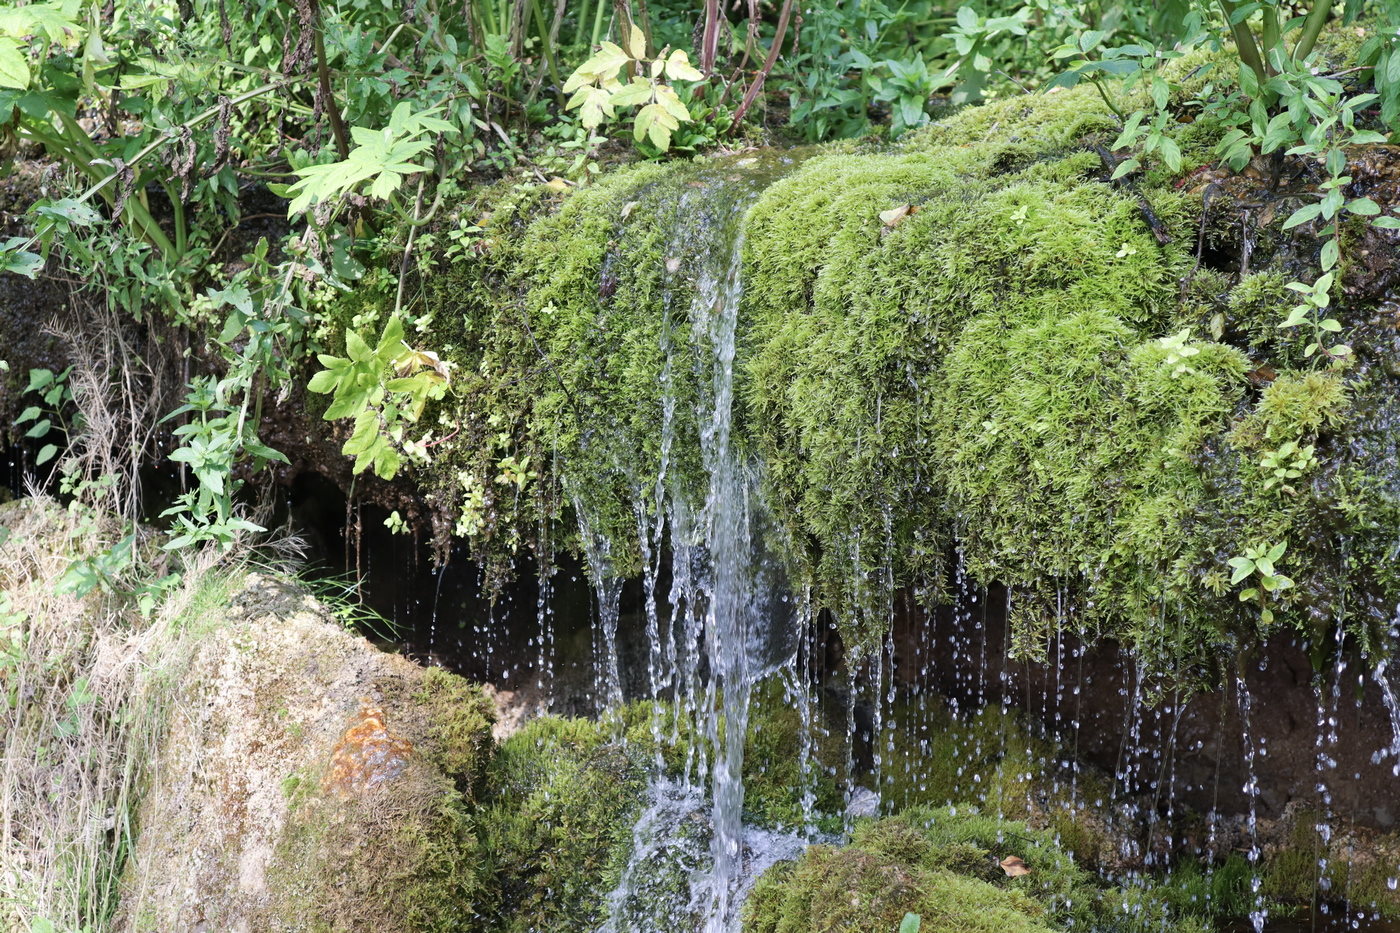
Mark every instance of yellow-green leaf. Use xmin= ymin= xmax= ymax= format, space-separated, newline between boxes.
xmin=0 ymin=38 xmax=30 ymax=90
xmin=654 ymin=84 xmax=691 ymax=122
xmin=665 ymin=48 xmax=703 ymax=82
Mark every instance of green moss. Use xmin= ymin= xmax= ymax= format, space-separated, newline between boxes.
xmin=475 ymin=705 xmax=685 ymax=932
xmin=1234 ymin=371 xmax=1350 ymax=448
xmin=411 ymin=667 xmax=497 ymax=799
xmin=1259 ymin=810 xmax=1400 ymax=919
xmin=395 ymin=25 xmax=1400 ymax=679
xmin=744 ymin=846 xmax=1057 ymax=933
xmin=739 ymin=87 xmax=1208 ymax=653
xmin=264 ymin=741 xmax=484 ymax=932
xmin=879 ymin=702 xmax=1117 ymax=869
xmin=743 ymin=807 xmax=1212 ymax=933
xmin=742 ymin=677 xmax=845 ymax=830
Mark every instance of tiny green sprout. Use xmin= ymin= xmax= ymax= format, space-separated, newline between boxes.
xmin=1009 ymin=205 xmax=1029 ymax=226
xmin=495 ymin=454 xmax=538 ymax=491
xmin=1157 ymin=329 xmax=1200 ymax=376
xmin=1260 ymin=441 xmax=1317 ymax=494
xmin=384 ymin=510 xmax=409 ymax=535
xmin=1115 ymin=242 xmax=1138 ymax=258
xmin=1226 ymin=541 xmax=1293 ymax=625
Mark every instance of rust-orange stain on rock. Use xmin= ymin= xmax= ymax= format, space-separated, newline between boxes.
xmin=324 ymin=702 xmax=413 ymax=795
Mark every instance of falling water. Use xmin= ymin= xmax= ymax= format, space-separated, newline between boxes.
xmin=591 ymin=152 xmax=811 ymax=933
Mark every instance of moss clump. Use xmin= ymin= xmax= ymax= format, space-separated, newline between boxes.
xmin=262 ymin=694 xmax=489 ymax=933
xmin=744 ymin=846 xmax=1057 ymax=933
xmin=743 ymin=807 xmax=1211 ymax=933
xmin=740 ymin=84 xmax=1206 ymax=652
xmin=938 ymin=311 xmax=1249 ymax=667
xmin=410 ymin=666 xmax=497 ymax=799
xmin=267 ymin=782 xmax=483 ymax=933
xmin=742 ymin=677 xmax=845 ymax=830
xmin=1258 ymin=808 xmax=1400 ymax=919
xmin=475 ymin=705 xmax=686 ymax=932
xmin=399 ymin=17 xmax=1400 ymax=680
xmin=253 ymin=666 xmax=497 ymax=932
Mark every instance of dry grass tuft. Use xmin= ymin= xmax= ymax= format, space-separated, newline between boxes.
xmin=0 ymin=497 xmax=241 ymax=933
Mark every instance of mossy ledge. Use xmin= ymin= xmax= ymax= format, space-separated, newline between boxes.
xmin=401 ymin=40 xmax=1400 ymax=681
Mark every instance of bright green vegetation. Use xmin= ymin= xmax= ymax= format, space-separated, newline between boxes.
xmin=399 ymin=46 xmax=1400 ymax=681
xmin=743 ymin=807 xmax=1213 ymax=933
xmin=476 ymin=709 xmax=671 ymax=931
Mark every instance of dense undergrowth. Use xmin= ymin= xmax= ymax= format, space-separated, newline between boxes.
xmin=6 ymin=3 xmax=1400 ymax=930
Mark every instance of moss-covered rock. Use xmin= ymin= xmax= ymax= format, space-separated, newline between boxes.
xmin=743 ymin=807 xmax=1212 ymax=933
xmin=744 ymin=801 xmax=1215 ymax=930
xmin=383 ymin=19 xmax=1400 ymax=681
xmin=118 ymin=574 xmax=496 ymax=933
xmin=475 ymin=704 xmax=689 ymax=932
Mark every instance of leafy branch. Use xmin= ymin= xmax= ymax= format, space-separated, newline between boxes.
xmin=308 ymin=317 xmax=450 ymax=480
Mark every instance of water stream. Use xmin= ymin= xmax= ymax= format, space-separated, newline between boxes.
xmin=581 ymin=152 xmax=811 ymax=932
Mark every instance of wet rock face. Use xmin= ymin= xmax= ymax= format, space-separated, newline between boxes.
xmin=325 ymin=702 xmax=415 ymax=794
xmin=893 ymin=590 xmax=1400 ymax=832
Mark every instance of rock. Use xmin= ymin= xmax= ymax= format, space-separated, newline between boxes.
xmin=846 ymin=787 xmax=881 ymax=820
xmin=116 ymin=572 xmax=495 ymax=932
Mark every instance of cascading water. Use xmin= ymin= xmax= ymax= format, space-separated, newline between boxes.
xmin=586 ymin=152 xmax=812 ymax=933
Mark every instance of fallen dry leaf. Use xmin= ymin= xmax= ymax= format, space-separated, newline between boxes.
xmin=880 ymin=204 xmax=914 ymax=228
xmin=999 ymin=855 xmax=1031 ymax=877
xmin=665 ymin=257 xmax=681 ymax=273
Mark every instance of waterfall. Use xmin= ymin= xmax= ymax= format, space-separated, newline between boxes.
xmin=589 ymin=152 xmax=810 ymax=933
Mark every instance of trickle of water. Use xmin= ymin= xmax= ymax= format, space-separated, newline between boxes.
xmin=587 ymin=152 xmax=809 ymax=933
xmin=1237 ymin=665 xmax=1269 ymax=933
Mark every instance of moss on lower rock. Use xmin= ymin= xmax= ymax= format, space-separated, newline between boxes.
xmin=475 ymin=704 xmax=689 ymax=932
xmin=258 ymin=666 xmax=497 ymax=932
xmin=118 ymin=573 xmax=498 ymax=933
xmin=743 ymin=807 xmax=1212 ymax=933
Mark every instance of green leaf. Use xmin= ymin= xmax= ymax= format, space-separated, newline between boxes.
xmin=15 ymin=405 xmax=40 ymax=424
xmin=1320 ymin=237 xmax=1339 ymax=271
xmin=0 ymin=38 xmax=30 ymax=90
xmin=1157 ymin=136 xmax=1182 ymax=172
xmin=1150 ymin=77 xmax=1169 ymax=111
xmin=36 ymin=443 xmax=58 ymax=465
xmin=372 ymin=443 xmax=400 ymax=480
xmin=307 ymin=369 xmax=339 ymax=394
xmin=377 ymin=316 xmax=406 ymax=357
xmin=1373 ymin=216 xmax=1400 ymax=229
xmin=899 ymin=914 xmax=922 ymax=933
xmin=24 ymin=418 xmax=51 ymax=438
xmin=609 ymin=77 xmax=653 ymax=108
xmin=0 ymin=246 xmax=42 ymax=277
xmin=654 ymin=83 xmax=692 ymax=122
xmin=1283 ymin=203 xmax=1322 ymax=229
xmin=345 ymin=330 xmax=372 ymax=363
xmin=1227 ymin=557 xmax=1255 ymax=585
xmin=1347 ymin=197 xmax=1381 ymax=216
